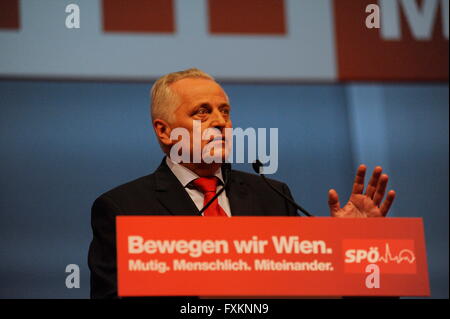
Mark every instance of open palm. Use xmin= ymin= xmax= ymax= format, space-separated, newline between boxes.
xmin=328 ymin=165 xmax=396 ymax=218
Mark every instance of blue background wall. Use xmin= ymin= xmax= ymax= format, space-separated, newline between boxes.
xmin=0 ymin=80 xmax=448 ymax=298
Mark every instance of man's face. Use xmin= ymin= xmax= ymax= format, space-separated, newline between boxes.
xmin=169 ymin=77 xmax=233 ymax=162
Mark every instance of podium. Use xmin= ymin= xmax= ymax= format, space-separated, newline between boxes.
xmin=116 ymin=216 xmax=429 ymax=297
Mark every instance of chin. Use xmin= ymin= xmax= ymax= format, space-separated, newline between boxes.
xmin=203 ymin=152 xmax=229 ymax=164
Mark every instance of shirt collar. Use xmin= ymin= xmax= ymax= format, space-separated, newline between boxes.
xmin=165 ymin=156 xmax=224 ymax=187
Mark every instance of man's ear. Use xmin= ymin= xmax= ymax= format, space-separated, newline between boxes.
xmin=153 ymin=119 xmax=173 ymax=148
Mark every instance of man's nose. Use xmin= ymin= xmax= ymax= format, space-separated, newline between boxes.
xmin=209 ymin=109 xmax=228 ymax=130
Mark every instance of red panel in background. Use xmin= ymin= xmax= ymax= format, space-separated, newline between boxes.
xmin=0 ymin=0 xmax=19 ymax=30
xmin=334 ymin=0 xmax=448 ymax=81
xmin=208 ymin=0 xmax=286 ymax=35
xmin=102 ymin=0 xmax=175 ymax=33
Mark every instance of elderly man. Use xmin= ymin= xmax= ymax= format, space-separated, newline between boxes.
xmin=88 ymin=68 xmax=396 ymax=298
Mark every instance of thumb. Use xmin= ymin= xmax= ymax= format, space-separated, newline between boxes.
xmin=328 ymin=189 xmax=341 ymax=216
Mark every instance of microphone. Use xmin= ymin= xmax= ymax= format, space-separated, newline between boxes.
xmin=198 ymin=163 xmax=232 ymax=215
xmin=252 ymin=160 xmax=314 ymax=217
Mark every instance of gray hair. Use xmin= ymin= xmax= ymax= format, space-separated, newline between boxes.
xmin=150 ymin=68 xmax=215 ymax=123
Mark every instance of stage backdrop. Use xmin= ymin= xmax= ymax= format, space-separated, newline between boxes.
xmin=0 ymin=80 xmax=448 ymax=298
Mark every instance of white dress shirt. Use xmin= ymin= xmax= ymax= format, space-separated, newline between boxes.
xmin=165 ymin=157 xmax=232 ymax=216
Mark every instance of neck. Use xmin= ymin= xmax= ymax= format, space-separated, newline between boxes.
xmin=180 ymin=162 xmax=221 ymax=177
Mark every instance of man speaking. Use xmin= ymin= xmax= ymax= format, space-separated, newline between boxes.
xmin=88 ymin=68 xmax=396 ymax=299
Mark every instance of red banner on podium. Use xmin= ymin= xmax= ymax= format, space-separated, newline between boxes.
xmin=116 ymin=217 xmax=429 ymax=297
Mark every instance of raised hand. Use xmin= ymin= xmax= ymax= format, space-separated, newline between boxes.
xmin=328 ymin=165 xmax=396 ymax=218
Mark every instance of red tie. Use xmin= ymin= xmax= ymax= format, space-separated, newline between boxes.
xmin=192 ymin=177 xmax=228 ymax=217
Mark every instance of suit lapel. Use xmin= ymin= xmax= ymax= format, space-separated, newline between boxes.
xmin=154 ymin=159 xmax=200 ymax=216
xmin=227 ymin=170 xmax=255 ymax=216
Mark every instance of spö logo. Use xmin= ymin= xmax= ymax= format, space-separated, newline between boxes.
xmin=343 ymin=239 xmax=417 ymax=274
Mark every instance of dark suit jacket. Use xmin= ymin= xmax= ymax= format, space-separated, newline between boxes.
xmin=88 ymin=158 xmax=299 ymax=299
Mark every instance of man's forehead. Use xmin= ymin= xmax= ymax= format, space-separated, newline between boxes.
xmin=170 ymin=78 xmax=228 ymax=102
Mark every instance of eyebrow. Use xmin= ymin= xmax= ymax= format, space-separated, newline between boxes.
xmin=194 ymin=102 xmax=230 ymax=109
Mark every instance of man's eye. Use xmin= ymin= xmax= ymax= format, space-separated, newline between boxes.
xmin=222 ymin=109 xmax=230 ymax=115
xmin=197 ymin=108 xmax=209 ymax=114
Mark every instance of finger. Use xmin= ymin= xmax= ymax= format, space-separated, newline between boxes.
xmin=328 ymin=189 xmax=341 ymax=216
xmin=365 ymin=166 xmax=383 ymax=199
xmin=351 ymin=164 xmax=367 ymax=194
xmin=380 ymin=190 xmax=396 ymax=216
xmin=373 ymin=174 xmax=389 ymax=206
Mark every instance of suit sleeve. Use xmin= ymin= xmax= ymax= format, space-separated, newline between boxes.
xmin=281 ymin=183 xmax=301 ymax=216
xmin=88 ymin=195 xmax=121 ymax=299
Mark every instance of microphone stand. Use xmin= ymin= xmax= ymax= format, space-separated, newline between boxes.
xmin=252 ymin=160 xmax=314 ymax=217
xmin=198 ymin=163 xmax=231 ymax=215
